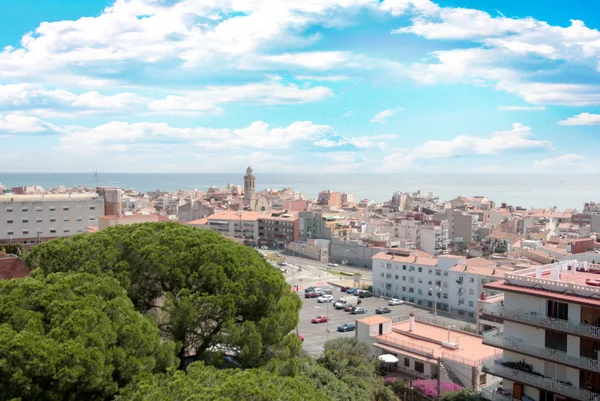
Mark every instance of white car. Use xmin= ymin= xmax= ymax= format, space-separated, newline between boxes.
xmin=388 ymin=298 xmax=404 ymax=306
xmin=327 ymin=263 xmax=338 ymax=267
xmin=260 ymin=246 xmax=268 ymax=250
xmin=318 ymin=295 xmax=334 ymax=303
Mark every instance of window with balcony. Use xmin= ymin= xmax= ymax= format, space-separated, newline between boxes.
xmin=547 ymin=300 xmax=568 ymax=320
xmin=545 ymin=330 xmax=567 ymax=352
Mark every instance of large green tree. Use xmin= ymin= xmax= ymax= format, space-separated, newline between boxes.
xmin=119 ymin=361 xmax=332 ymax=401
xmin=26 ymin=223 xmax=302 ymax=368
xmin=0 ymin=272 xmax=175 ymax=401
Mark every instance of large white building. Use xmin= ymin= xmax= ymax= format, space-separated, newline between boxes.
xmin=481 ymin=260 xmax=600 ymax=401
xmin=372 ymin=250 xmax=508 ymax=320
xmin=0 ymin=193 xmax=105 ymax=245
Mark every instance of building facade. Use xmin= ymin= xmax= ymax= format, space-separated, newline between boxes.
xmin=258 ymin=211 xmax=299 ymax=248
xmin=481 ymin=260 xmax=600 ymax=401
xmin=0 ymin=193 xmax=105 ymax=245
xmin=317 ymin=190 xmax=342 ymax=208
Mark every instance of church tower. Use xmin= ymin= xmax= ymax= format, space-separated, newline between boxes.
xmin=243 ymin=166 xmax=255 ymax=206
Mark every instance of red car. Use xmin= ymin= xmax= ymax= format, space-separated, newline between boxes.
xmin=305 ymin=292 xmax=319 ymax=298
xmin=311 ymin=315 xmax=329 ymax=324
xmin=340 ymin=286 xmax=350 ymax=292
xmin=297 ymin=334 xmax=305 ymax=342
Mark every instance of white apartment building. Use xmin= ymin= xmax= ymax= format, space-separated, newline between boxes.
xmin=373 ymin=219 xmax=449 ymax=256
xmin=372 ymin=250 xmax=508 ymax=321
xmin=0 ymin=193 xmax=105 ymax=245
xmin=481 ymin=260 xmax=600 ymax=401
xmin=188 ymin=210 xmax=261 ymax=242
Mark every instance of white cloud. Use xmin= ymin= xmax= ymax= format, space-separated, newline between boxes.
xmin=59 ymin=120 xmax=334 ymax=153
xmin=263 ymin=52 xmax=352 ymax=70
xmin=381 ymin=123 xmax=552 ymax=170
xmin=313 ymin=134 xmax=397 ymax=149
xmin=380 ymin=0 xmax=438 ymax=17
xmin=558 ymin=112 xmax=600 ymax=126
xmin=369 ymin=108 xmax=403 ymax=123
xmin=498 ymin=105 xmax=546 ymax=111
xmin=497 ymin=82 xmax=600 ymax=106
xmin=532 ymin=154 xmax=585 ymax=169
xmin=0 ymin=114 xmax=64 ymax=134
xmin=295 ymin=75 xmax=349 ymax=81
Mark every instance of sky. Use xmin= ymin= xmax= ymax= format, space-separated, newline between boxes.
xmin=1 ymin=0 xmax=600 ymax=173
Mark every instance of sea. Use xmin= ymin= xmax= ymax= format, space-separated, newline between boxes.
xmin=1 ymin=172 xmax=599 ymax=211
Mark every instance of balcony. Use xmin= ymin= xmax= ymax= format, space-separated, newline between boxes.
xmin=482 ymin=360 xmax=595 ymax=401
xmin=481 ymin=304 xmax=600 ymax=340
xmin=482 ymin=331 xmax=600 ymax=373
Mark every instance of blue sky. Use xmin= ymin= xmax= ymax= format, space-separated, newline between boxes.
xmin=1 ymin=0 xmax=600 ymax=173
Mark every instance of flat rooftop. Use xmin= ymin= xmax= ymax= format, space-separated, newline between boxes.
xmin=0 ymin=194 xmax=99 ymax=202
xmin=376 ymin=321 xmax=499 ymax=363
xmin=484 ymin=261 xmax=600 ymax=307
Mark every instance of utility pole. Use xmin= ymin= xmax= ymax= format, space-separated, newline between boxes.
xmin=437 ymin=358 xmax=442 ymax=400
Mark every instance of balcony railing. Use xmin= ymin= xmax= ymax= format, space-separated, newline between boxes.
xmin=482 ymin=332 xmax=600 ymax=372
xmin=481 ymin=304 xmax=600 ymax=339
xmin=482 ymin=360 xmax=596 ymax=401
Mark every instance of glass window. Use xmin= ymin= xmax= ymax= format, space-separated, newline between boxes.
xmin=404 ymin=357 xmax=410 ymax=367
xmin=63 ymin=207 xmax=69 ymax=211
xmin=469 ymin=277 xmax=475 ymax=283
xmin=35 ymin=207 xmax=43 ymax=212
xmin=469 ymin=289 xmax=474 ymax=295
xmin=36 ymin=218 xmax=42 ymax=223
xmin=6 ymin=208 xmax=12 ymax=212
xmin=50 ymin=218 xmax=56 ymax=222
xmin=418 ymin=267 xmax=422 ymax=273
xmin=22 ymin=230 xmax=29 ymax=235
xmin=89 ymin=206 xmax=95 ymax=210
xmin=22 ymin=207 xmax=28 ymax=212
xmin=6 ymin=219 xmax=13 ymax=224
xmin=50 ymin=229 xmax=56 ymax=234
xmin=7 ymin=231 xmax=14 ymax=236
xmin=469 ymin=300 xmax=474 ymax=307
xmin=49 ymin=207 xmax=56 ymax=211
xmin=22 ymin=219 xmax=28 ymax=223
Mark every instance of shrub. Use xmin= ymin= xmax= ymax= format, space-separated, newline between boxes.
xmin=413 ymin=380 xmax=462 ymax=398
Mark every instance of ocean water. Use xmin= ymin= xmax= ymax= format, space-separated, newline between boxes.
xmin=1 ymin=172 xmax=599 ymax=210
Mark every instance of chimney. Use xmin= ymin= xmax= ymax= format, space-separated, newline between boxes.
xmin=480 ymin=291 xmax=486 ymax=300
xmin=409 ymin=312 xmax=415 ymax=332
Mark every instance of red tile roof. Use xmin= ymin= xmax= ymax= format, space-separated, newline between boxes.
xmin=0 ymin=255 xmax=29 ymax=280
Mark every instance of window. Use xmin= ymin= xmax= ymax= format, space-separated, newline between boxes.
xmin=89 ymin=206 xmax=95 ymax=210
xmin=469 ymin=277 xmax=475 ymax=283
xmin=443 ymin=282 xmax=448 ymax=287
xmin=6 ymin=219 xmax=13 ymax=224
xmin=409 ymin=266 xmax=415 ymax=272
xmin=468 ymin=300 xmax=474 ymax=307
xmin=63 ymin=207 xmax=69 ymax=211
xmin=22 ymin=219 xmax=28 ymax=223
xmin=443 ymin=293 xmax=448 ymax=299
xmin=469 ymin=289 xmax=474 ymax=295
xmin=428 ymin=280 xmax=433 ymax=285
xmin=443 ymin=272 xmax=448 ymax=276
xmin=76 ymin=217 xmax=83 ymax=222
xmin=64 ymin=229 xmax=70 ymax=233
xmin=22 ymin=207 xmax=28 ymax=212
xmin=409 ymin=277 xmax=414 ymax=283
xmin=36 ymin=218 xmax=42 ymax=223
xmin=409 ymin=287 xmax=414 ymax=293
xmin=479 ymin=374 xmax=487 ymax=385
xmin=22 ymin=230 xmax=29 ymax=235
xmin=545 ymin=330 xmax=567 ymax=352
xmin=89 ymin=217 xmax=96 ymax=221
xmin=418 ymin=279 xmax=422 ymax=284
xmin=418 ymin=267 xmax=422 ymax=273
xmin=437 ymin=292 xmax=441 ymax=298
xmin=7 ymin=231 xmax=14 ymax=236
xmin=547 ymin=300 xmax=568 ymax=320
xmin=435 ymin=269 xmax=441 ymax=276
xmin=428 ymin=290 xmax=432 ymax=296
xmin=402 ymin=265 xmax=406 ymax=270
xmin=380 ymin=273 xmax=385 ymax=278
xmin=35 ymin=206 xmax=43 ymax=212
xmin=64 ymin=217 xmax=70 ymax=222
xmin=49 ymin=207 xmax=56 ymax=211
xmin=395 ymin=275 xmax=399 ymax=279
xmin=409 ymin=297 xmax=414 ymax=303
xmin=428 ymin=269 xmax=433 ymax=274
xmin=404 ymin=357 xmax=410 ymax=367
xmin=418 ymin=289 xmax=423 ymax=295
xmin=436 ymin=280 xmax=441 ymax=286
xmin=415 ymin=361 xmax=424 ymax=374
xmin=458 ymin=299 xmax=465 ymax=305
xmin=50 ymin=229 xmax=56 ymax=234
xmin=402 ymin=276 xmax=406 ymax=281
xmin=402 ymin=286 xmax=406 ymax=291
xmin=6 ymin=208 xmax=12 ymax=212
xmin=50 ymin=218 xmax=56 ymax=223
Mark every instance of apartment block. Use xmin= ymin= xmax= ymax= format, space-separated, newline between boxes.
xmin=481 ymin=260 xmax=600 ymax=401
xmin=317 ymin=190 xmax=342 ymax=208
xmin=0 ymin=193 xmax=105 ymax=245
xmin=258 ymin=210 xmax=299 ymax=248
xmin=187 ymin=210 xmax=261 ymax=244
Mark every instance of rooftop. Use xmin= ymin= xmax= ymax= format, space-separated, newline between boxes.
xmin=0 ymin=193 xmax=99 ymax=202
xmin=484 ymin=261 xmax=600 ymax=306
xmin=375 ymin=320 xmax=500 ymax=364
xmin=373 ymin=251 xmax=438 ymax=266
xmin=207 ymin=210 xmax=263 ymax=222
xmin=356 ymin=315 xmax=391 ymax=325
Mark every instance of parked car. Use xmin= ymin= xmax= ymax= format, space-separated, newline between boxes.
xmin=279 ymin=262 xmax=287 ymax=266
xmin=317 ymin=295 xmax=334 ymax=303
xmin=297 ymin=334 xmax=304 ymax=342
xmin=376 ymin=307 xmax=391 ymax=314
xmin=340 ymin=286 xmax=350 ymax=292
xmin=351 ymin=307 xmax=368 ymax=315
xmin=346 ymin=288 xmax=358 ymax=294
xmin=260 ymin=245 xmax=269 ymax=250
xmin=343 ymin=304 xmax=357 ymax=312
xmin=337 ymin=323 xmax=356 ymax=332
xmin=304 ymin=287 xmax=315 ymax=293
xmin=312 ymin=288 xmax=324 ymax=295
xmin=304 ymin=292 xmax=319 ymax=298
xmin=324 ymin=289 xmax=333 ymax=295
xmin=358 ymin=291 xmax=373 ymax=298
xmin=388 ymin=298 xmax=404 ymax=306
xmin=328 ymin=263 xmax=338 ymax=267
xmin=334 ymin=301 xmax=346 ymax=309
xmin=311 ymin=315 xmax=329 ymax=323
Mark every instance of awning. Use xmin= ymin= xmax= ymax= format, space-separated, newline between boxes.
xmin=379 ymin=354 xmax=399 ymax=363
xmin=373 ymin=343 xmax=437 ymax=364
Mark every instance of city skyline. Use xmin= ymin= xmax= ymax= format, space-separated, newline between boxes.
xmin=1 ymin=0 xmax=600 ymax=173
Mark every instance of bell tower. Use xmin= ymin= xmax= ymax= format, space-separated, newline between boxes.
xmin=244 ymin=166 xmax=255 ymax=204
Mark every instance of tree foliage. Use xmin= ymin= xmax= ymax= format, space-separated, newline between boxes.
xmin=318 ymin=338 xmax=397 ymax=401
xmin=26 ymin=223 xmax=302 ymax=368
xmin=118 ymin=361 xmax=332 ymax=401
xmin=0 ymin=272 xmax=175 ymax=401
xmin=0 ymin=243 xmax=23 ymax=255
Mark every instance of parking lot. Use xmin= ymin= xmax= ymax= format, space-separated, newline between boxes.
xmin=298 ymin=287 xmax=475 ymax=356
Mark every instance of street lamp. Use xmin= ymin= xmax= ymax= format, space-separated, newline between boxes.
xmin=429 ymin=286 xmax=441 ymax=316
xmin=344 ymin=249 xmax=349 ymax=273
xmin=326 ymin=299 xmax=330 ymax=341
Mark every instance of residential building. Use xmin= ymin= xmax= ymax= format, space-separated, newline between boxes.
xmin=285 ymin=239 xmax=330 ymax=263
xmin=446 ymin=210 xmax=481 ymax=244
xmin=331 ymin=238 xmax=386 ymax=269
xmin=96 ymin=187 xmax=122 ymax=216
xmin=341 ymin=192 xmax=355 ymax=205
xmin=317 ymin=190 xmax=342 ymax=208
xmin=299 ymin=211 xmax=324 ymax=241
xmin=177 ymin=200 xmax=214 ymax=223
xmin=388 ymin=219 xmax=449 ymax=255
xmin=480 ymin=260 xmax=600 ymax=401
xmin=188 ymin=210 xmax=261 ymax=244
xmin=0 ymin=193 xmax=105 ymax=246
xmin=258 ymin=210 xmax=299 ymax=248
xmin=355 ymin=314 xmax=501 ymax=387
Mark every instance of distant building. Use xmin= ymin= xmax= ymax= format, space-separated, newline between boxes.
xmin=341 ymin=192 xmax=355 ymax=205
xmin=258 ymin=210 xmax=299 ymax=249
xmin=98 ymin=212 xmax=169 ymax=229
xmin=96 ymin=187 xmax=122 ymax=216
xmin=0 ymin=193 xmax=105 ymax=246
xmin=187 ymin=210 xmax=261 ymax=245
xmin=317 ymin=190 xmax=342 ymax=208
xmin=177 ymin=200 xmax=214 ymax=223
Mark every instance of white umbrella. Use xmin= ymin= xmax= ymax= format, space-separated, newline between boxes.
xmin=378 ymin=354 xmax=399 ymax=363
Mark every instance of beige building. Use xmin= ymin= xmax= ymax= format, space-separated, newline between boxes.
xmin=187 ymin=210 xmax=261 ymax=244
